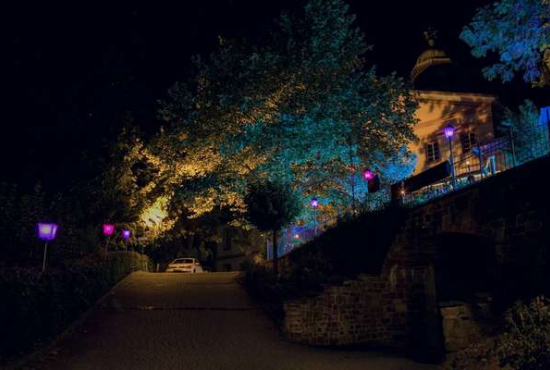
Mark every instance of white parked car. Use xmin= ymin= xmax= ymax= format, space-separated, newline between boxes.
xmin=166 ymin=258 xmax=204 ymax=273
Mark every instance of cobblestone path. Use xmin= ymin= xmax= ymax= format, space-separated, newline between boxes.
xmin=34 ymin=272 xmax=437 ymax=370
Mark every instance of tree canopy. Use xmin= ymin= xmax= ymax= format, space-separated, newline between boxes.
xmin=245 ymin=180 xmax=302 ymax=233
xmin=150 ymin=0 xmax=418 ymax=234
xmin=461 ymin=0 xmax=550 ymax=87
xmin=244 ymin=179 xmax=302 ymax=274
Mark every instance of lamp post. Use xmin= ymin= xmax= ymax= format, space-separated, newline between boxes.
xmin=444 ymin=125 xmax=457 ymax=190
xmin=122 ymin=230 xmax=131 ymax=251
xmin=363 ymin=168 xmax=375 ymax=195
xmin=122 ymin=230 xmax=131 ymax=239
xmin=310 ymin=197 xmax=319 ymax=236
xmin=103 ymin=224 xmax=115 ymax=252
xmin=363 ymin=169 xmax=375 ymax=182
xmin=37 ymin=223 xmax=58 ymax=273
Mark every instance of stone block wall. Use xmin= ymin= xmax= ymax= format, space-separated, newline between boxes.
xmin=283 ymin=246 xmax=432 ymax=348
xmin=283 ymin=156 xmax=550 ymax=351
xmin=283 ymin=275 xmax=395 ymax=346
xmin=440 ymin=303 xmax=483 ymax=352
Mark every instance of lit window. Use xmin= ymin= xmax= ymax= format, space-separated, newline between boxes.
xmin=426 ymin=142 xmax=441 ymax=163
xmin=461 ymin=132 xmax=477 ymax=153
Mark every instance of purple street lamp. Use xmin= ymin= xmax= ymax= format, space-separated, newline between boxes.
xmin=122 ymin=230 xmax=131 ymax=240
xmin=443 ymin=124 xmax=456 ymax=140
xmin=37 ymin=223 xmax=58 ymax=273
xmin=443 ymin=124 xmax=457 ymax=190
xmin=310 ymin=198 xmax=319 ymax=236
xmin=38 ymin=223 xmax=58 ymax=240
xmin=310 ymin=198 xmax=319 ymax=208
xmin=122 ymin=229 xmax=131 ymax=251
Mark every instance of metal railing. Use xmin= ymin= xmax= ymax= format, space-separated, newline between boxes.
xmin=266 ymin=122 xmax=550 ymax=257
xmin=265 ymin=217 xmax=339 ymax=260
xmin=401 ymin=123 xmax=550 ymax=207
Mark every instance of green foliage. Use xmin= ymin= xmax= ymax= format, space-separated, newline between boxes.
xmin=244 ymin=180 xmax=302 ymax=233
xmin=0 ymin=251 xmax=149 ymax=362
xmin=0 ymin=182 xmax=57 ymax=264
xmin=92 ymin=124 xmax=159 ymax=224
xmin=496 ymin=296 xmax=550 ymax=370
xmin=0 ymin=123 xmax=160 ymax=265
xmin=155 ymin=0 xmax=418 ymax=225
xmin=244 ymin=180 xmax=301 ymax=274
xmin=460 ymin=0 xmax=550 ymax=86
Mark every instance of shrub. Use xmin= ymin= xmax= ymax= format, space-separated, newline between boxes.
xmin=495 ymin=296 xmax=550 ymax=370
xmin=0 ymin=251 xmax=149 ymax=362
xmin=445 ymin=297 xmax=550 ymax=370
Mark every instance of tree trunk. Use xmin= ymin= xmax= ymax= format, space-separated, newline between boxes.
xmin=272 ymin=229 xmax=278 ymax=276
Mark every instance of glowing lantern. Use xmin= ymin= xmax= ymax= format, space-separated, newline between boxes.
xmin=363 ymin=169 xmax=375 ymax=181
xmin=37 ymin=223 xmax=58 ymax=273
xmin=310 ymin=198 xmax=319 ymax=208
xmin=122 ymin=230 xmax=131 ymax=239
xmin=443 ymin=124 xmax=456 ymax=140
xmin=37 ymin=223 xmax=58 ymax=241
xmin=443 ymin=124 xmax=457 ymax=189
xmin=103 ymin=224 xmax=115 ymax=236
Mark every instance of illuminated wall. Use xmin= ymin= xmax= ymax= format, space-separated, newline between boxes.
xmin=411 ymin=90 xmax=496 ymax=174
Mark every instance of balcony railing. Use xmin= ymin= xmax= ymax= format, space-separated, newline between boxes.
xmin=267 ymin=120 xmax=550 ymax=259
xmin=398 ymin=122 xmax=550 ymax=207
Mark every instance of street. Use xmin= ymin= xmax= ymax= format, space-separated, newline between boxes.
xmin=33 ymin=272 xmax=437 ymax=370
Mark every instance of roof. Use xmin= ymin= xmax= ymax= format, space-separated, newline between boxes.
xmin=415 ymin=90 xmax=497 ymax=104
xmin=411 ymin=48 xmax=452 ymax=83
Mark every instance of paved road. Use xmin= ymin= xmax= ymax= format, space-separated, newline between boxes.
xmin=33 ymin=272 xmax=437 ymax=370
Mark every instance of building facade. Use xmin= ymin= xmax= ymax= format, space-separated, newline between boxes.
xmin=411 ymin=90 xmax=495 ymax=175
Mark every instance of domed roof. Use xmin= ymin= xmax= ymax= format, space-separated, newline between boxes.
xmin=411 ymin=30 xmax=452 ymax=84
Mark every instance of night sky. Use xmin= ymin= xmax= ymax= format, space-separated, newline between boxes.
xmin=3 ymin=1 xmax=546 ymax=192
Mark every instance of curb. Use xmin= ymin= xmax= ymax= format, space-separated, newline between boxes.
xmin=2 ymin=271 xmax=144 ymax=370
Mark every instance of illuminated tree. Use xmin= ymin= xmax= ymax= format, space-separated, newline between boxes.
xmin=92 ymin=126 xmax=157 ymax=224
xmin=244 ymin=180 xmax=302 ymax=275
xmin=156 ymin=0 xmax=417 ymax=225
xmin=461 ymin=0 xmax=550 ymax=86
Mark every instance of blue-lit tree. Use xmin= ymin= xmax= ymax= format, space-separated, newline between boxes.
xmin=460 ymin=0 xmax=550 ymax=86
xmin=155 ymin=0 xmax=418 ymax=236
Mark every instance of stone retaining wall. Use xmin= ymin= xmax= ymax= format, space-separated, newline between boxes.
xmin=283 ymin=156 xmax=550 ymax=352
xmin=440 ymin=302 xmax=483 ymax=352
xmin=283 ymin=275 xmax=401 ymax=346
xmin=283 ymin=246 xmax=434 ymax=348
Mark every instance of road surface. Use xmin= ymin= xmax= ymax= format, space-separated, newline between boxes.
xmin=32 ymin=272 xmax=437 ymax=370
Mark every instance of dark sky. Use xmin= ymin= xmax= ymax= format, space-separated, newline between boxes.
xmin=2 ymin=1 xmax=547 ymax=192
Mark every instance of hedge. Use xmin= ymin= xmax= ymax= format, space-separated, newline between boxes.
xmin=0 ymin=251 xmax=150 ymax=362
